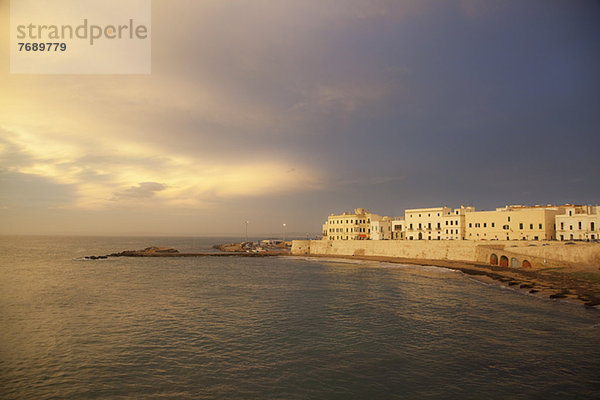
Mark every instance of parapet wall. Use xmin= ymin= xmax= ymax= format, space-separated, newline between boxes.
xmin=291 ymin=240 xmax=600 ymax=268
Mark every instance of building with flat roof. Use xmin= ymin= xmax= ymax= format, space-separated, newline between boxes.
xmin=442 ymin=205 xmax=475 ymax=240
xmin=465 ymin=205 xmax=566 ymax=241
xmin=404 ymin=207 xmax=452 ymax=240
xmin=392 ymin=218 xmax=405 ymax=240
xmin=323 ymin=208 xmax=382 ymax=240
xmin=371 ymin=216 xmax=393 ymax=240
xmin=556 ymin=205 xmax=599 ymax=241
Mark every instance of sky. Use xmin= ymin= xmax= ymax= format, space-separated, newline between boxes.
xmin=1 ymin=0 xmax=599 ymax=236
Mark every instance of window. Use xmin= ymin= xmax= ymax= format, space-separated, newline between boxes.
xmin=428 ymin=223 xmax=431 ymax=229
xmin=561 ymin=222 xmax=564 ymax=229
xmin=530 ymin=224 xmax=533 ymax=229
xmin=410 ymin=223 xmax=413 ymax=229
xmin=418 ymin=223 xmax=422 ymax=229
xmin=569 ymin=211 xmax=572 ymax=216
xmin=539 ymin=224 xmax=542 ymax=229
xmin=491 ymin=223 xmax=495 ymax=228
xmin=484 ymin=223 xmax=487 ymax=228
xmin=519 ymin=223 xmax=523 ymax=229
xmin=445 ymin=221 xmax=448 ymax=226
xmin=592 ymin=222 xmax=596 ymax=231
xmin=437 ymin=223 xmax=441 ymax=229
xmin=508 ymin=217 xmax=511 ymax=222
xmin=579 ymin=222 xmax=582 ymax=230
xmin=469 ymin=223 xmax=472 ymax=228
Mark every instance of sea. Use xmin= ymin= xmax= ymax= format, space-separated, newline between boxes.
xmin=1 ymin=236 xmax=599 ymax=399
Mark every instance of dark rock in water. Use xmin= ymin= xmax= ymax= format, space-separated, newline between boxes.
xmin=83 ymin=255 xmax=109 ymax=260
xmin=529 ymin=289 xmax=539 ymax=294
xmin=550 ymin=293 xmax=567 ymax=299
xmin=520 ymin=284 xmax=534 ymax=289
xmin=508 ymin=281 xmax=519 ymax=286
xmin=108 ymin=247 xmax=180 ymax=257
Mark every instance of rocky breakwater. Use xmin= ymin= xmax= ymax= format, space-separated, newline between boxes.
xmin=83 ymin=247 xmax=180 ymax=259
xmin=83 ymin=245 xmax=283 ymax=259
xmin=108 ymin=246 xmax=180 ymax=257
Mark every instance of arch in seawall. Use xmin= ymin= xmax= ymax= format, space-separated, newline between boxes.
xmin=490 ymin=253 xmax=498 ymax=266
xmin=499 ymin=255 xmax=509 ymax=267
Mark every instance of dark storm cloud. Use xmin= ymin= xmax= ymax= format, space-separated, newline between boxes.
xmin=1 ymin=0 xmax=599 ymax=234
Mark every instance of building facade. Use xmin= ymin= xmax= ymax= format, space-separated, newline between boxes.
xmin=442 ymin=205 xmax=475 ymax=240
xmin=465 ymin=205 xmax=564 ymax=241
xmin=370 ymin=216 xmax=393 ymax=240
xmin=405 ymin=207 xmax=452 ymax=240
xmin=323 ymin=208 xmax=381 ymax=240
xmin=555 ymin=205 xmax=599 ymax=241
xmin=392 ymin=218 xmax=405 ymax=240
xmin=321 ymin=203 xmax=598 ymax=242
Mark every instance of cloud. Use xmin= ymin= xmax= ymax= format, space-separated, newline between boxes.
xmin=0 ymin=125 xmax=321 ymax=210
xmin=112 ymin=182 xmax=167 ymax=201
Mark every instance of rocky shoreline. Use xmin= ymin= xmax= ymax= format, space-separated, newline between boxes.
xmin=296 ymin=254 xmax=600 ymax=309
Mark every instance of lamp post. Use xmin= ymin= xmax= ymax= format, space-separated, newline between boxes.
xmin=282 ymin=223 xmax=286 ymax=242
xmin=245 ymin=220 xmax=249 ymax=243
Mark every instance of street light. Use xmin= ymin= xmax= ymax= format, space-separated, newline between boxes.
xmin=282 ymin=223 xmax=287 ymax=242
xmin=245 ymin=220 xmax=249 ymax=243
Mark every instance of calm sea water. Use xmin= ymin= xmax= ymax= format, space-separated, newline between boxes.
xmin=1 ymin=236 xmax=599 ymax=399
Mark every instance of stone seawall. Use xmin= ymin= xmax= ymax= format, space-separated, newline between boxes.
xmin=291 ymin=240 xmax=600 ymax=269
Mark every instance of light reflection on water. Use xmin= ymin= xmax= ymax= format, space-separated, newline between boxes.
xmin=1 ymin=236 xmax=599 ymax=399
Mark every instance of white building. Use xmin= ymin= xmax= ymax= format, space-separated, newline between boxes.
xmin=323 ymin=208 xmax=382 ymax=240
xmin=442 ymin=205 xmax=475 ymax=240
xmin=555 ymin=205 xmax=599 ymax=241
xmin=392 ymin=218 xmax=405 ymax=240
xmin=370 ymin=216 xmax=393 ymax=240
xmin=465 ymin=205 xmax=564 ymax=241
xmin=405 ymin=207 xmax=452 ymax=240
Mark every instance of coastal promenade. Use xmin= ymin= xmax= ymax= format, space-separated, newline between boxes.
xmin=291 ymin=239 xmax=600 ymax=307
